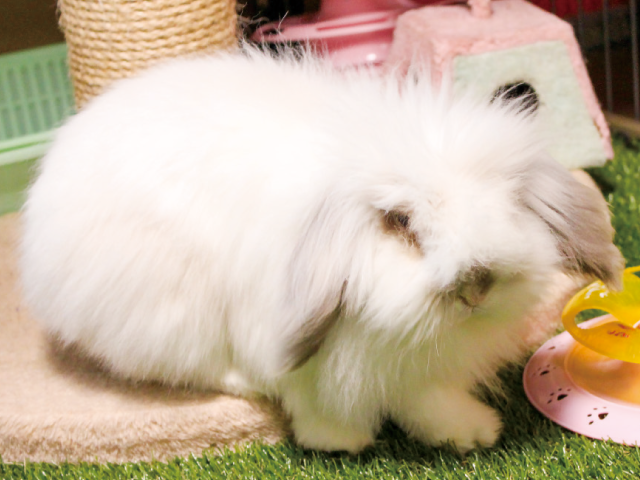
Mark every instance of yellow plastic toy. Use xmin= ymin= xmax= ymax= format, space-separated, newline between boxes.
xmin=525 ymin=265 xmax=640 ymax=445
xmin=562 ymin=266 xmax=640 ymax=363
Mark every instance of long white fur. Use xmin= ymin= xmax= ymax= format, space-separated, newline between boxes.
xmin=19 ymin=47 xmax=623 ymax=453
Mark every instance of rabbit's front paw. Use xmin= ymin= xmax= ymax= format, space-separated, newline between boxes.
xmin=426 ymin=399 xmax=501 ymax=453
xmin=394 ymin=386 xmax=502 ymax=454
xmin=292 ymin=415 xmax=374 ymax=453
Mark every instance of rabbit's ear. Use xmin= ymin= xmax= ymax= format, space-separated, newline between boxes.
xmin=523 ymin=156 xmax=624 ymax=290
xmin=277 ymin=281 xmax=347 ymax=373
xmin=275 ymin=193 xmax=358 ymax=374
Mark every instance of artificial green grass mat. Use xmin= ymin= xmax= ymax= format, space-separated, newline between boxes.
xmin=3 ymin=135 xmax=640 ymax=479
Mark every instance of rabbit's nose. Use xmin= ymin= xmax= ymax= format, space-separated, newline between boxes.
xmin=456 ymin=267 xmax=495 ymax=308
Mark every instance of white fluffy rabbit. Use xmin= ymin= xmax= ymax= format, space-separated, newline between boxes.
xmin=20 ymin=47 xmax=623 ymax=453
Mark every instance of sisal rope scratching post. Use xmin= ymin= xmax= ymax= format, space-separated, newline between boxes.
xmin=58 ymin=0 xmax=238 ymax=108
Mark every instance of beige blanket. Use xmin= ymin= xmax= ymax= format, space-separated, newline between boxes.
xmin=0 ymin=212 xmax=287 ymax=464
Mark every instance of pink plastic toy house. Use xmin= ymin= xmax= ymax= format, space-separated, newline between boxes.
xmin=252 ymin=0 xmax=427 ymax=67
xmin=385 ymin=0 xmax=613 ymax=169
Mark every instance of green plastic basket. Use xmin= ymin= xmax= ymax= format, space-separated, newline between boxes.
xmin=0 ymin=43 xmax=74 ymax=215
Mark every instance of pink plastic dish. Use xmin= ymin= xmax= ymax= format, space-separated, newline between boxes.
xmin=524 ymin=316 xmax=640 ymax=445
xmin=251 ymin=0 xmax=429 ymax=67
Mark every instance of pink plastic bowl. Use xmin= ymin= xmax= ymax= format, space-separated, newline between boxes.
xmin=251 ymin=0 xmax=429 ymax=67
xmin=524 ymin=316 xmax=640 ymax=445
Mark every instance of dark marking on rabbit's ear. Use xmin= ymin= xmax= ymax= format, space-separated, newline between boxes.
xmin=523 ymin=156 xmax=624 ymax=290
xmin=277 ymin=191 xmax=357 ymax=374
xmin=281 ymin=282 xmax=346 ymax=372
xmin=456 ymin=267 xmax=496 ymax=307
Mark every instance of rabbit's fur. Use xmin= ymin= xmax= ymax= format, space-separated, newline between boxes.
xmin=20 ymin=48 xmax=623 ymax=453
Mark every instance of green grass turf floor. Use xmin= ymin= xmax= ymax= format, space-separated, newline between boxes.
xmin=2 ymin=135 xmax=640 ymax=479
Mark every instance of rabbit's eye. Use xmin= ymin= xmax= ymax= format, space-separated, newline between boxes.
xmin=396 ymin=213 xmax=410 ymax=229
xmin=385 ymin=210 xmax=410 ymax=231
xmin=383 ymin=210 xmax=419 ymax=247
